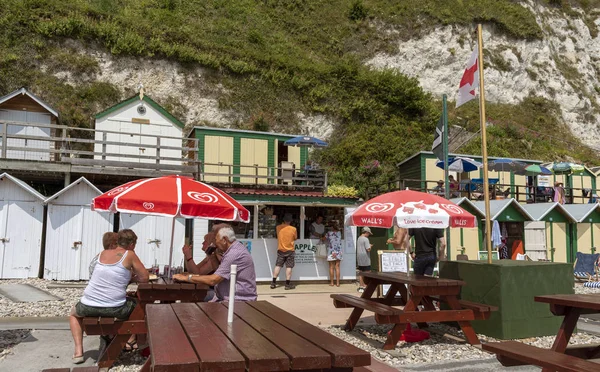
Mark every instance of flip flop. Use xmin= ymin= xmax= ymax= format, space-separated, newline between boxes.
xmin=72 ymin=355 xmax=84 ymax=364
xmin=123 ymin=340 xmax=139 ymax=352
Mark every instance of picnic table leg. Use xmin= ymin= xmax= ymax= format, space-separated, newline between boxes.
xmin=344 ymin=280 xmax=378 ymax=331
xmin=97 ymin=303 xmax=146 ymax=368
xmin=549 ymin=306 xmax=581 ymax=353
xmin=443 ymin=295 xmax=480 ymax=345
xmin=383 ymin=295 xmax=421 ymax=350
xmin=139 ymin=355 xmax=151 ymax=372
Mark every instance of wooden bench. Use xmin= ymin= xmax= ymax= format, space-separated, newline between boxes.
xmin=482 ymin=341 xmax=600 ymax=371
xmin=428 ymin=295 xmax=498 ymax=320
xmin=82 ymin=317 xmax=146 ymax=336
xmin=42 ymin=367 xmax=100 ymax=372
xmin=332 ymin=294 xmax=475 ymax=324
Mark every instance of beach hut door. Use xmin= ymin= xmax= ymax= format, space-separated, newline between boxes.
xmin=0 ymin=201 xmax=42 ymax=278
xmin=524 ymin=221 xmax=547 ymax=261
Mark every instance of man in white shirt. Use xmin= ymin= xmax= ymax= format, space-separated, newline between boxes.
xmin=309 ymin=215 xmax=325 ymax=239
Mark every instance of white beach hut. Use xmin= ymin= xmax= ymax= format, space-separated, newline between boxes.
xmin=43 ymin=177 xmax=113 ymax=280
xmin=119 ymin=214 xmax=185 ymax=272
xmin=0 ymin=173 xmax=45 ymax=278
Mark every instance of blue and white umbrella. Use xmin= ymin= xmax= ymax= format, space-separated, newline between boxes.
xmin=436 ymin=157 xmax=483 ymax=173
xmin=284 ymin=136 xmax=328 ymax=147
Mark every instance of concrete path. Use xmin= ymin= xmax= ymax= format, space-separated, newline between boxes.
xmin=3 ymin=283 xmax=595 ymax=371
xmin=0 ymin=330 xmax=100 ymax=372
xmin=0 ymin=317 xmax=69 ymax=330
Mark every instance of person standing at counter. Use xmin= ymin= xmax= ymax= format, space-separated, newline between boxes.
xmin=271 ymin=213 xmax=297 ymax=290
xmin=356 ymin=227 xmax=372 ymax=292
xmin=309 ymin=215 xmax=326 ymax=240
xmin=326 ymin=222 xmax=343 ymax=287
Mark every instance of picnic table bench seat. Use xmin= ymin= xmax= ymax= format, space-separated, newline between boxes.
xmin=331 ymin=293 xmax=476 ymax=324
xmin=482 ymin=341 xmax=600 ymax=371
xmin=427 ymin=295 xmax=498 ymax=320
xmin=42 ymin=367 xmax=100 ymax=372
xmin=82 ymin=316 xmax=146 ymax=336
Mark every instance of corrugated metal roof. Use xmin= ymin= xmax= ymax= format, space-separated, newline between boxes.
xmin=0 ymin=173 xmax=46 ymax=202
xmin=471 ymin=198 xmax=534 ymax=221
xmin=521 ymin=202 xmax=576 ymax=222
xmin=563 ymin=204 xmax=600 ymax=222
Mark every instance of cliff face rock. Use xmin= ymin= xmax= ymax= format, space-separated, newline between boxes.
xmin=44 ymin=1 xmax=600 ymax=149
xmin=367 ymin=1 xmax=600 ymax=149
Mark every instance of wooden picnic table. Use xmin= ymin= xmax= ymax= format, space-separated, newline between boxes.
xmin=332 ymin=271 xmax=491 ymax=349
xmin=88 ymin=277 xmax=208 ymax=369
xmin=140 ymin=300 xmax=371 ymax=372
xmin=483 ymin=293 xmax=600 ymax=371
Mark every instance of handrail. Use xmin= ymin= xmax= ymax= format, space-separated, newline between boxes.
xmin=365 ymin=178 xmax=598 ymax=204
xmin=0 ymin=120 xmax=328 ymax=191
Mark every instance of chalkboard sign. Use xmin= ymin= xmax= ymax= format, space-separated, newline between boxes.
xmin=378 ymin=250 xmax=408 ymax=297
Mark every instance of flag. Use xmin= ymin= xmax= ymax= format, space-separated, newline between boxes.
xmin=431 ymin=115 xmax=444 ymax=160
xmin=456 ymin=44 xmax=479 ymax=108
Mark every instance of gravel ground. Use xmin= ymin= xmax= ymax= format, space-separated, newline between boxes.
xmin=0 ymin=279 xmax=599 ymax=371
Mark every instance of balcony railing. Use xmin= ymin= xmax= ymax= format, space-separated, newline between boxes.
xmin=0 ymin=120 xmax=327 ymax=191
xmin=366 ymin=178 xmax=598 ymax=205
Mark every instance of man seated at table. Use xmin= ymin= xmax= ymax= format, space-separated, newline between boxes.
xmin=182 ymin=223 xmax=228 ymax=275
xmin=173 ymin=225 xmax=257 ymax=302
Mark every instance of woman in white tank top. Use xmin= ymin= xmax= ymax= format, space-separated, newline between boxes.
xmin=69 ymin=230 xmax=149 ymax=364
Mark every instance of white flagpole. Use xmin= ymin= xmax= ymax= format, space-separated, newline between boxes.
xmin=477 ymin=24 xmax=493 ymax=264
xmin=227 ymin=264 xmax=238 ymax=323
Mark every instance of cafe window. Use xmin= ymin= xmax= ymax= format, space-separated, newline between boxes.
xmin=304 ymin=206 xmax=345 ymax=239
xmin=208 ymin=206 xmax=254 ymax=239
xmin=257 ymin=205 xmax=301 ymax=238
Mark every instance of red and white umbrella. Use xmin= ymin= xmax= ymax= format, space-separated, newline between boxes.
xmin=346 ymin=190 xmax=476 ymax=229
xmin=93 ymin=175 xmax=250 ymax=222
xmin=92 ymin=175 xmax=250 ymax=269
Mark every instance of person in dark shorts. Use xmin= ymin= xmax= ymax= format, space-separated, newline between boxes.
xmin=272 ymin=213 xmax=297 ymax=290
xmin=356 ymin=227 xmax=373 ymax=292
xmin=69 ymin=229 xmax=149 ymax=364
xmin=408 ymin=228 xmax=446 ymax=276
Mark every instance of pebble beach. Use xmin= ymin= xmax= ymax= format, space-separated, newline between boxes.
xmin=0 ymin=279 xmax=599 ymax=371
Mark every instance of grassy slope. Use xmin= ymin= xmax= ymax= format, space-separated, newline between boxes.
xmin=0 ymin=0 xmax=598 ymax=191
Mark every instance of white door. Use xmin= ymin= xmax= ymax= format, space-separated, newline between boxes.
xmin=79 ymin=207 xmax=113 ymax=279
xmin=0 ymin=201 xmax=43 ymax=278
xmin=24 ymin=112 xmax=51 ymax=161
xmin=119 ymin=122 xmax=141 ymax=163
xmin=45 ymin=205 xmax=113 ymax=280
xmin=119 ymin=214 xmax=185 ymax=272
xmin=44 ymin=205 xmax=81 ymax=280
xmin=140 ymin=124 xmax=161 ymax=164
xmin=0 ymin=110 xmax=26 ymax=159
xmin=524 ymin=221 xmax=547 ymax=261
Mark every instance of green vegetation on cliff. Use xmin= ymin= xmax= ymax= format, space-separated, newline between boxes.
xmin=0 ymin=0 xmax=597 ymax=193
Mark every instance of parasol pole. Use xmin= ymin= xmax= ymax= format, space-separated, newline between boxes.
xmin=442 ymin=94 xmax=451 ymax=261
xmin=167 ymin=217 xmax=176 ymax=277
xmin=477 ymin=24 xmax=493 ymax=264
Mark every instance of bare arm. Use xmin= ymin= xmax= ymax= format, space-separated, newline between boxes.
xmin=438 ymin=237 xmax=447 ymax=261
xmin=130 ymin=253 xmax=149 ymax=283
xmin=173 ymin=272 xmax=224 ymax=286
xmin=387 ymin=228 xmax=408 ymax=248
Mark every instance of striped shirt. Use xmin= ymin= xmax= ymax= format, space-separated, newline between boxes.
xmin=214 ymin=241 xmax=257 ymax=302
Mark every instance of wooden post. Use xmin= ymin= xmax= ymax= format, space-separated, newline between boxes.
xmin=476 ymin=24 xmax=493 ymax=264
xmin=323 ymin=171 xmax=328 ymax=193
xmin=156 ymin=137 xmax=160 ymax=166
xmin=254 ymin=164 xmax=258 ymax=185
xmin=1 ymin=121 xmax=7 ymax=159
xmin=102 ymin=131 xmax=107 ymax=161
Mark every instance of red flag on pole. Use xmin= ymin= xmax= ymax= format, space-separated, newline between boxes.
xmin=456 ymin=45 xmax=479 ymax=108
